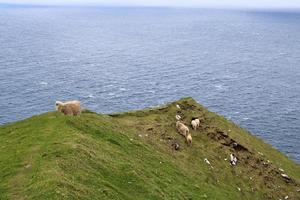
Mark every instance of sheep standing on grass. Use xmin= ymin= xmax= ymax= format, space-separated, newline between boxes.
xmin=55 ymin=100 xmax=82 ymax=116
xmin=191 ymin=118 xmax=200 ymax=130
xmin=176 ymin=121 xmax=192 ymax=145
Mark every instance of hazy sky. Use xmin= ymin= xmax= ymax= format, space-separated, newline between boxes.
xmin=1 ymin=0 xmax=300 ymax=9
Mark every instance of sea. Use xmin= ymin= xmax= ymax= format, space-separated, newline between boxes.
xmin=0 ymin=5 xmax=299 ymax=162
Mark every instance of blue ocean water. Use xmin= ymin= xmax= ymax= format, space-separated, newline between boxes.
xmin=0 ymin=6 xmax=299 ymax=162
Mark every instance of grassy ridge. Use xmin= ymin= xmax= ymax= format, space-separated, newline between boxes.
xmin=0 ymin=97 xmax=299 ymax=199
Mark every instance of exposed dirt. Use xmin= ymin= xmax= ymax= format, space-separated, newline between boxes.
xmin=205 ymin=127 xmax=249 ymax=152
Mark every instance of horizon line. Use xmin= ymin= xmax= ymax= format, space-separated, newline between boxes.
xmin=1 ymin=3 xmax=300 ymax=12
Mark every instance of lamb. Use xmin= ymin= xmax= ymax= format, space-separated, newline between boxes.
xmin=191 ymin=118 xmax=200 ymax=130
xmin=55 ymin=100 xmax=82 ymax=116
xmin=176 ymin=121 xmax=192 ymax=145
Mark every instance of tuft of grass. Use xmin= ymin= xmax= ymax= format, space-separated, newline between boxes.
xmin=0 ymin=97 xmax=299 ymax=200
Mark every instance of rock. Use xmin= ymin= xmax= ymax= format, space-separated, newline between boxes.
xmin=176 ymin=104 xmax=181 ymax=109
xmin=263 ymin=161 xmax=269 ymax=166
xmin=281 ymin=174 xmax=291 ymax=180
xmin=230 ymin=154 xmax=238 ymax=166
xmin=258 ymin=152 xmax=264 ymax=156
xmin=284 ymin=196 xmax=289 ymax=199
xmin=175 ymin=115 xmax=181 ymax=120
xmin=279 ymin=168 xmax=284 ymax=172
xmin=24 ymin=164 xmax=31 ymax=169
xmin=204 ymin=158 xmax=211 ymax=165
xmin=172 ymin=142 xmax=180 ymax=150
xmin=232 ymin=142 xmax=238 ymax=148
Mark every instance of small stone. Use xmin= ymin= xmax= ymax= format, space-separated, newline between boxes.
xmin=281 ymin=174 xmax=290 ymax=180
xmin=138 ymin=134 xmax=142 ymax=137
xmin=263 ymin=162 xmax=269 ymax=166
xmin=204 ymin=158 xmax=211 ymax=165
xmin=172 ymin=143 xmax=180 ymax=150
xmin=237 ymin=187 xmax=241 ymax=191
xmin=24 ymin=164 xmax=31 ymax=169
xmin=175 ymin=115 xmax=181 ymax=120
xmin=176 ymin=104 xmax=181 ymax=109
xmin=279 ymin=168 xmax=284 ymax=172
xmin=284 ymin=196 xmax=289 ymax=199
xmin=230 ymin=154 xmax=238 ymax=166
xmin=232 ymin=142 xmax=238 ymax=147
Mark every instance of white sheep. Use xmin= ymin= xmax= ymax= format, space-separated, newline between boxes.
xmin=191 ymin=118 xmax=200 ymax=130
xmin=55 ymin=100 xmax=82 ymax=116
xmin=176 ymin=121 xmax=192 ymax=145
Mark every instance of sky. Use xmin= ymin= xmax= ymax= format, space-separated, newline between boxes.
xmin=0 ymin=0 xmax=300 ymax=9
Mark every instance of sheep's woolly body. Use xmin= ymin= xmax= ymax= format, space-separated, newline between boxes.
xmin=191 ymin=118 xmax=200 ymax=130
xmin=55 ymin=100 xmax=81 ymax=116
xmin=194 ymin=118 xmax=200 ymax=126
xmin=176 ymin=121 xmax=192 ymax=144
xmin=191 ymin=120 xmax=198 ymax=130
xmin=176 ymin=121 xmax=189 ymax=137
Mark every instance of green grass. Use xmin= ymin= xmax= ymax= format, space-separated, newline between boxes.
xmin=0 ymin=97 xmax=299 ymax=200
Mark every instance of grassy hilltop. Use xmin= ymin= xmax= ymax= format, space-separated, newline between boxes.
xmin=0 ymin=97 xmax=299 ymax=200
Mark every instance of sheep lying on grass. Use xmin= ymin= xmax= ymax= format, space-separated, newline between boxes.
xmin=55 ymin=100 xmax=82 ymax=116
xmin=176 ymin=121 xmax=192 ymax=145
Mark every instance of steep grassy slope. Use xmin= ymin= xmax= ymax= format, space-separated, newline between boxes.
xmin=0 ymin=97 xmax=299 ymax=200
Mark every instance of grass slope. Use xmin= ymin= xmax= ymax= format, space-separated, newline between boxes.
xmin=0 ymin=97 xmax=299 ymax=200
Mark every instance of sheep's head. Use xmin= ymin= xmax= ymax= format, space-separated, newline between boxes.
xmin=55 ymin=101 xmax=64 ymax=111
xmin=186 ymin=134 xmax=192 ymax=145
